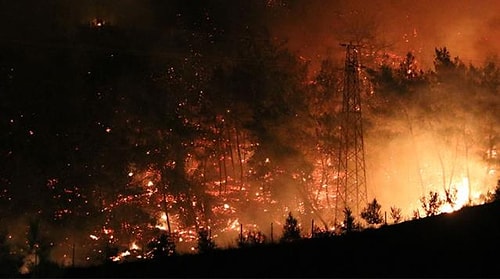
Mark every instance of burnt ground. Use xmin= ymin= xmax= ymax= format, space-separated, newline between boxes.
xmin=54 ymin=202 xmax=500 ymax=277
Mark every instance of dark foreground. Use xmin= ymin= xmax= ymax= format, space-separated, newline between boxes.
xmin=55 ymin=202 xmax=500 ymax=277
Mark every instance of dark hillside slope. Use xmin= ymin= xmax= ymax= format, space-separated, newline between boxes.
xmin=64 ymin=202 xmax=500 ymax=277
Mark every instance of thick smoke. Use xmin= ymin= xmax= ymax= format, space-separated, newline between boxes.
xmin=364 ymin=95 xmax=497 ymax=218
xmin=362 ymin=54 xmax=499 ymax=218
xmin=268 ymin=0 xmax=500 ymax=71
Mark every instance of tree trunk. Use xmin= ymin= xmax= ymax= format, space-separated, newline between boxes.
xmin=235 ymin=126 xmax=244 ymax=190
xmin=404 ymin=108 xmax=425 ymax=195
xmin=225 ymin=125 xmax=236 ymax=181
xmin=162 ymin=192 xmax=172 ymax=235
xmin=463 ymin=124 xmax=471 ymax=203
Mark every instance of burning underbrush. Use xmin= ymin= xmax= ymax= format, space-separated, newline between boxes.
xmin=20 ymin=122 xmax=495 ymax=271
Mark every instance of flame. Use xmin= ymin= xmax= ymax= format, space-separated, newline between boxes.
xmin=155 ymin=213 xmax=168 ymax=231
xmin=225 ymin=219 xmax=240 ymax=232
xmin=130 ymin=242 xmax=141 ymax=250
xmin=439 ymin=177 xmax=486 ymax=214
xmin=110 ymin=250 xmax=131 ymax=262
xmin=19 ymin=253 xmax=39 ymax=274
xmin=440 ymin=177 xmax=470 ymax=213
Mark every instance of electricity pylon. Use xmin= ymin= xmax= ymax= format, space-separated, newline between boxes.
xmin=335 ymin=43 xmax=368 ymax=221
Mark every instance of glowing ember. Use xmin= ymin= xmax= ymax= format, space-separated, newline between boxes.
xmin=224 ymin=219 xmax=240 ymax=232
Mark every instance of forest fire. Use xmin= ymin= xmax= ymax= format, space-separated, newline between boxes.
xmin=1 ymin=1 xmax=500 ymax=277
xmin=42 ymin=112 xmax=496 ymax=267
xmin=94 ymin=139 xmax=496 ymax=264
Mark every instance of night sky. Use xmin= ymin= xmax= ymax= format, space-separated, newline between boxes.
xmin=3 ymin=1 xmax=500 ymax=68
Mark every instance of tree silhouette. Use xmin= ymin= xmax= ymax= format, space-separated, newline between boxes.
xmin=341 ymin=207 xmax=359 ymax=234
xmin=361 ymin=198 xmax=384 ymax=226
xmin=238 ymin=231 xmax=266 ymax=248
xmin=147 ymin=232 xmax=176 ymax=259
xmin=390 ymin=206 xmax=403 ymax=224
xmin=434 ymin=47 xmax=455 ymax=72
xmin=492 ymin=180 xmax=500 ymax=202
xmin=444 ymin=187 xmax=458 ymax=209
xmin=311 ymin=225 xmax=334 ymax=239
xmin=280 ymin=212 xmax=301 ymax=243
xmin=412 ymin=209 xmax=420 ymax=220
xmin=25 ymin=219 xmax=53 ymax=275
xmin=420 ymin=191 xmax=444 ymax=217
xmin=197 ymin=228 xmax=216 ymax=254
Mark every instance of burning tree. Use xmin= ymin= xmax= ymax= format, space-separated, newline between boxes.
xmin=306 ymin=58 xmax=344 ymax=227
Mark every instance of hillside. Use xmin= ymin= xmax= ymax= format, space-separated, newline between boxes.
xmin=61 ymin=202 xmax=500 ymax=277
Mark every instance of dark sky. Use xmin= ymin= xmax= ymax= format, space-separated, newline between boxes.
xmin=0 ymin=1 xmax=166 ymax=37
xmin=1 ymin=0 xmax=499 ymax=70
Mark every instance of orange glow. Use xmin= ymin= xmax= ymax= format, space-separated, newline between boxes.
xmin=130 ymin=242 xmax=141 ymax=251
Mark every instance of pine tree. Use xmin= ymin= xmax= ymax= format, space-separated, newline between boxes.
xmin=361 ymin=198 xmax=384 ymax=226
xmin=280 ymin=212 xmax=301 ymax=243
xmin=341 ymin=207 xmax=359 ymax=234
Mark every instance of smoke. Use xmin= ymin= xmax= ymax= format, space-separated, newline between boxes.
xmin=267 ymin=0 xmax=500 ymax=71
xmin=264 ymin=0 xmax=500 ymax=218
xmin=365 ymin=117 xmax=495 ymax=218
xmin=362 ymin=67 xmax=499 ymax=218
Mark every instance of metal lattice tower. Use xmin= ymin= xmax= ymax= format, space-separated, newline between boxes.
xmin=335 ymin=43 xmax=368 ymax=221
